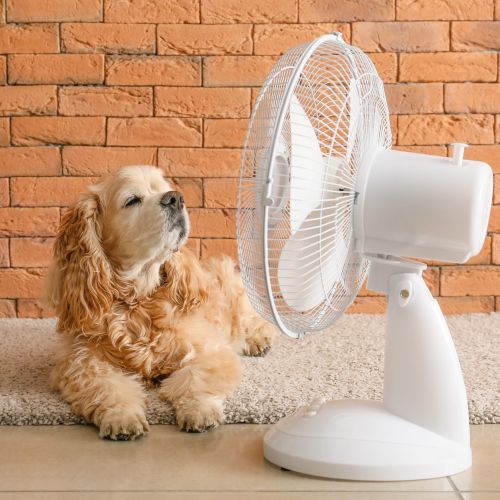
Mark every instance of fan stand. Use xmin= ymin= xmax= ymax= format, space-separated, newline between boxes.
xmin=263 ymin=255 xmax=471 ymax=481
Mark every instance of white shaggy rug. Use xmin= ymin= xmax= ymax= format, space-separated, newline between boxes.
xmin=0 ymin=314 xmax=498 ymax=426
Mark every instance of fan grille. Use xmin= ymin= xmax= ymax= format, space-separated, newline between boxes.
xmin=237 ymin=35 xmax=391 ymax=337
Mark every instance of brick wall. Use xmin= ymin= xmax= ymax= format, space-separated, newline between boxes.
xmin=0 ymin=0 xmax=499 ymax=318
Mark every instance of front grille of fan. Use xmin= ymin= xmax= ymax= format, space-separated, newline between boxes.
xmin=237 ymin=36 xmax=391 ymax=336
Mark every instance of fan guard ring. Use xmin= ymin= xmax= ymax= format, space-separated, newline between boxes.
xmin=237 ymin=33 xmax=392 ymax=337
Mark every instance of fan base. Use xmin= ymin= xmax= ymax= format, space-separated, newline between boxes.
xmin=264 ymin=399 xmax=471 ymax=481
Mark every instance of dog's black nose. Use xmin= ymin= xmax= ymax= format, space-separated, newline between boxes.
xmin=160 ymin=191 xmax=184 ymax=210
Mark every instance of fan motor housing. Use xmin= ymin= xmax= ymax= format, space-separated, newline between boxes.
xmin=355 ymin=149 xmax=493 ymax=263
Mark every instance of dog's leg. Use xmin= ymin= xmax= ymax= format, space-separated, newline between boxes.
xmin=159 ymin=345 xmax=241 ymax=432
xmin=51 ymin=348 xmax=149 ymax=441
xmin=240 ymin=313 xmax=276 ymax=356
xmin=208 ymin=255 xmax=276 ymax=357
xmin=232 ymin=289 xmax=276 ymax=357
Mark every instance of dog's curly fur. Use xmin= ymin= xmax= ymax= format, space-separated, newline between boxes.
xmin=45 ymin=165 xmax=275 ymax=440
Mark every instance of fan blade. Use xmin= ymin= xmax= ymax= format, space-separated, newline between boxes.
xmin=278 ymin=202 xmax=350 ymax=312
xmin=289 ymin=94 xmax=325 ymax=234
xmin=278 ymin=155 xmax=352 ymax=312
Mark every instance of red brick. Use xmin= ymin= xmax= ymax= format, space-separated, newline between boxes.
xmin=250 ymin=88 xmax=260 ymax=110
xmin=106 ymin=56 xmax=200 ymax=86
xmin=11 ymin=177 xmax=96 ymax=207
xmin=158 ymin=24 xmax=252 ymax=55
xmin=0 ymin=268 xmax=46 ymax=299
xmin=189 ymin=208 xmax=235 ymax=238
xmin=494 ymin=174 xmax=500 ymax=204
xmin=107 ymin=118 xmax=202 ymax=147
xmin=390 ymin=115 xmax=397 ymax=145
xmin=7 ymin=0 xmax=102 ymax=21
xmin=204 ymin=178 xmax=237 ymax=208
xmin=369 ymin=53 xmax=398 ymax=83
xmin=10 ymin=237 xmax=54 ymax=267
xmin=438 ymin=296 xmax=495 ymax=314
xmin=497 ymin=297 xmax=500 ymax=312
xmin=9 ymin=54 xmax=104 ymax=85
xmin=489 ymin=205 xmax=500 ymax=232
xmin=0 ymin=57 xmax=6 ymax=85
xmin=63 ymin=146 xmax=157 ymax=175
xmin=17 ymin=299 xmax=55 ymax=318
xmin=254 ymin=23 xmax=350 ymax=55
xmin=445 ymin=83 xmax=500 ymax=113
xmin=168 ymin=178 xmax=202 ymax=208
xmin=155 ymin=87 xmax=250 ymax=118
xmin=59 ymin=87 xmax=153 ymax=117
xmin=201 ymin=238 xmax=237 ymax=260
xmin=462 ymin=145 xmax=500 ymax=174
xmin=0 ymin=178 xmax=8 ymax=207
xmin=204 ymin=119 xmax=248 ymax=148
xmin=61 ymin=23 xmax=155 ymax=54
xmin=202 ymin=0 xmax=297 ymax=23
xmin=492 ymin=234 xmax=500 ymax=264
xmin=467 ymin=236 xmax=492 ymax=265
xmin=398 ymin=114 xmax=494 ymax=146
xmin=425 ymin=267 xmax=441 ymax=296
xmin=353 ymin=22 xmax=449 ymax=52
xmin=104 ymin=0 xmax=199 ymax=22
xmin=0 ymin=238 xmax=8 ymax=267
xmin=203 ymin=56 xmax=277 ymax=87
xmin=0 ymin=299 xmax=16 ymax=317
xmin=0 ymin=86 xmax=56 ymax=116
xmin=300 ymin=0 xmax=394 ymax=22
xmin=441 ymin=266 xmax=500 ymax=296
xmin=385 ymin=83 xmax=443 ymax=114
xmin=0 ymin=119 xmax=9 ymax=146
xmin=0 ymin=24 xmax=59 ymax=54
xmin=12 ymin=117 xmax=106 ymax=146
xmin=0 ymin=147 xmax=61 ymax=176
xmin=397 ymin=0 xmax=493 ymax=20
xmin=452 ymin=21 xmax=500 ymax=51
xmin=347 ymin=297 xmax=387 ymax=314
xmin=0 ymin=207 xmax=59 ymax=237
xmin=158 ymin=148 xmax=241 ymax=177
xmin=399 ymin=53 xmax=497 ymax=82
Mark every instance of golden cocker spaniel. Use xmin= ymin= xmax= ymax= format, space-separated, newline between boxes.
xmin=45 ymin=165 xmax=275 ymax=440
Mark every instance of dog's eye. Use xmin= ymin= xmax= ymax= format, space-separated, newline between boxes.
xmin=124 ymin=196 xmax=142 ymax=208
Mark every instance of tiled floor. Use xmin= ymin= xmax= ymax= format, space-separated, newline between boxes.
xmin=0 ymin=424 xmax=497 ymax=499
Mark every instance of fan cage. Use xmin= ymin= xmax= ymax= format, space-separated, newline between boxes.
xmin=237 ymin=34 xmax=392 ymax=337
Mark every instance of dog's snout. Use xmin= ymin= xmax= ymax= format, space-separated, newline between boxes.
xmin=160 ymin=191 xmax=184 ymax=210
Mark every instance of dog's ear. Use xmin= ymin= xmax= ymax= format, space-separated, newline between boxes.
xmin=162 ymin=248 xmax=208 ymax=313
xmin=46 ymin=193 xmax=115 ymax=333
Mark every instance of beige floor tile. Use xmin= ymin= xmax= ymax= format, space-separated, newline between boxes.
xmin=0 ymin=493 xmax=463 ymax=500
xmin=450 ymin=425 xmax=500 ymax=492
xmin=462 ymin=494 xmax=500 ymax=500
xmin=0 ymin=424 xmax=455 ymax=493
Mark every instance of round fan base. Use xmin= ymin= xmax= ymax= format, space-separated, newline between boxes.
xmin=264 ymin=400 xmax=471 ymax=481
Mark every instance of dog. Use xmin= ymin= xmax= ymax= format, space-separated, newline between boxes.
xmin=45 ymin=165 xmax=275 ymax=440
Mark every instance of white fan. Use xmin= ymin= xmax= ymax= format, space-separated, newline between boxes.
xmin=237 ymin=33 xmax=493 ymax=481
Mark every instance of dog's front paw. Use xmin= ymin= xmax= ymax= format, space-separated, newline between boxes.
xmin=175 ymin=396 xmax=224 ymax=433
xmin=243 ymin=320 xmax=276 ymax=357
xmin=98 ymin=407 xmax=150 ymax=441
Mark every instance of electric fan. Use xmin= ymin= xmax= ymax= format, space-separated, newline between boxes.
xmin=237 ymin=33 xmax=493 ymax=481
